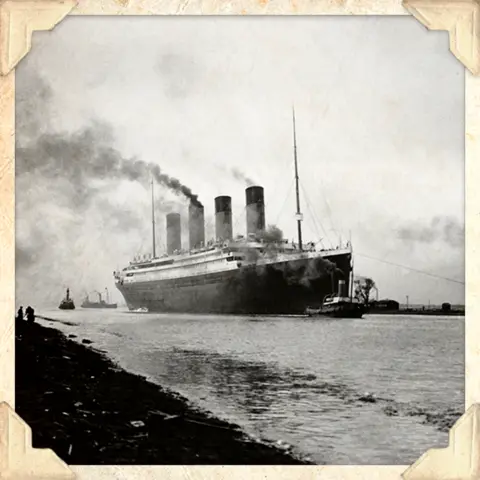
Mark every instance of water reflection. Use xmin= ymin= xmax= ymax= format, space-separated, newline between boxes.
xmin=144 ymin=346 xmax=461 ymax=438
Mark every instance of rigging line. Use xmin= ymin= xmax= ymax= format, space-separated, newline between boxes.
xmin=300 ymin=183 xmax=333 ymax=249
xmin=356 ymin=252 xmax=465 ymax=285
xmin=274 ymin=178 xmax=296 ymax=226
xmin=301 ymin=185 xmax=331 ymax=249
xmin=263 ymin=158 xmax=297 ymax=221
xmin=314 ymin=176 xmax=339 ymax=240
xmin=300 ymin=188 xmax=325 ymax=249
xmin=232 ymin=204 xmax=247 ymax=235
xmin=265 ymin=169 xmax=293 ymax=215
xmin=202 ymin=212 xmax=216 ymax=239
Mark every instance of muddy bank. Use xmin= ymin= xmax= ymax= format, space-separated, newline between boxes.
xmin=15 ymin=321 xmax=312 ymax=465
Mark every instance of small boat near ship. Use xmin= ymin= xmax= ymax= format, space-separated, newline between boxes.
xmin=81 ymin=288 xmax=117 ymax=309
xmin=58 ymin=288 xmax=75 ymax=310
xmin=305 ymin=280 xmax=366 ymax=319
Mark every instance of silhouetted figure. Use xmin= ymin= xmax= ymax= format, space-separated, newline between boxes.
xmin=25 ymin=306 xmax=35 ymax=323
xmin=16 ymin=306 xmax=24 ymax=322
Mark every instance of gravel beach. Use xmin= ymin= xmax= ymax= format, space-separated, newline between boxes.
xmin=15 ymin=320 xmax=311 ymax=465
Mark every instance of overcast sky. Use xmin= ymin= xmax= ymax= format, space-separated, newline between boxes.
xmin=16 ymin=16 xmax=464 ymax=306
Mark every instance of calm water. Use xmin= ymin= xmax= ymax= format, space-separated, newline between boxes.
xmin=36 ymin=309 xmax=464 ymax=465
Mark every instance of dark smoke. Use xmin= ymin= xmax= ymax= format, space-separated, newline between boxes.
xmin=214 ymin=164 xmax=258 ymax=187
xmin=294 ymin=256 xmax=340 ymax=287
xmin=258 ymin=225 xmax=283 ymax=244
xmin=262 ymin=255 xmax=339 ymax=289
xmin=239 ymin=225 xmax=339 ymax=287
xmin=397 ymin=216 xmax=464 ymax=248
xmin=231 ymin=168 xmax=256 ymax=187
xmin=17 ymin=123 xmax=202 ymax=208
xmin=15 ymin=71 xmax=200 ymax=307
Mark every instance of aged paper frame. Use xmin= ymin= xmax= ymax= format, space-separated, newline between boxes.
xmin=0 ymin=0 xmax=479 ymax=478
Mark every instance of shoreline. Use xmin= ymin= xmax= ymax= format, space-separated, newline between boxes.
xmin=15 ymin=321 xmax=312 ymax=465
xmin=36 ymin=309 xmax=465 ymax=320
xmin=368 ymin=310 xmax=465 ymax=317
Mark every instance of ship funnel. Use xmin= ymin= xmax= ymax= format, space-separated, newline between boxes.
xmin=246 ymin=186 xmax=265 ymax=237
xmin=166 ymin=213 xmax=182 ymax=254
xmin=188 ymin=203 xmax=205 ymax=250
xmin=338 ymin=279 xmax=346 ymax=298
xmin=214 ymin=196 xmax=233 ymax=242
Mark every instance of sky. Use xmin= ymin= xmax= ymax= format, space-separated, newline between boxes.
xmin=15 ymin=16 xmax=465 ymax=306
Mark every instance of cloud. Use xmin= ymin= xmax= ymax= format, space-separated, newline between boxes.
xmin=396 ymin=216 xmax=464 ymax=249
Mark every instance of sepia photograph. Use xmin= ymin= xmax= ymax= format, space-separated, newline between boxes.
xmin=14 ymin=15 xmax=464 ymax=466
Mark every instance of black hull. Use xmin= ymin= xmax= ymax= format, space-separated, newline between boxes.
xmin=59 ymin=304 xmax=75 ymax=310
xmin=306 ymin=301 xmax=366 ymax=319
xmin=306 ymin=309 xmax=365 ymax=319
xmin=116 ymin=253 xmax=352 ymax=315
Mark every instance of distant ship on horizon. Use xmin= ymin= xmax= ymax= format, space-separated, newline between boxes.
xmin=58 ymin=288 xmax=75 ymax=310
xmin=81 ymin=288 xmax=117 ymax=309
xmin=114 ymin=110 xmax=353 ymax=314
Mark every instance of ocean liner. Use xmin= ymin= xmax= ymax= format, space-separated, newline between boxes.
xmin=114 ymin=112 xmax=353 ymax=314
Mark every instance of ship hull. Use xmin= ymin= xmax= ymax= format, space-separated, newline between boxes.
xmin=58 ymin=302 xmax=75 ymax=310
xmin=81 ymin=303 xmax=118 ymax=309
xmin=306 ymin=305 xmax=365 ymax=319
xmin=116 ymin=252 xmax=352 ymax=315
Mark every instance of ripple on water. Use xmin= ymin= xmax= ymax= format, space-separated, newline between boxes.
xmin=37 ymin=311 xmax=464 ymax=464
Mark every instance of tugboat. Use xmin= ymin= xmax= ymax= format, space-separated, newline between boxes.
xmin=81 ymin=288 xmax=117 ymax=309
xmin=305 ymin=280 xmax=366 ymax=319
xmin=59 ymin=288 xmax=75 ymax=310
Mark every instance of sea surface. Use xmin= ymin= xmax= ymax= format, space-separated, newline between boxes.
xmin=36 ymin=309 xmax=464 ymax=465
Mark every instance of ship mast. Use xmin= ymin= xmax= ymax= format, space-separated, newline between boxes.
xmin=350 ymin=231 xmax=354 ymax=300
xmin=151 ymin=177 xmax=156 ymax=259
xmin=292 ymin=107 xmax=303 ymax=251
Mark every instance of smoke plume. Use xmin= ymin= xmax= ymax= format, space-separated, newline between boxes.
xmin=258 ymin=225 xmax=284 ymax=244
xmin=215 ymin=164 xmax=257 ymax=187
xmin=274 ymin=257 xmax=328 ymax=287
xmin=17 ymin=124 xmax=202 ymax=208
xmin=15 ymin=72 xmax=200 ymax=307
xmin=231 ymin=168 xmax=256 ymax=187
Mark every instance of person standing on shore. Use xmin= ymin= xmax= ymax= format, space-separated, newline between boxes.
xmin=25 ymin=306 xmax=35 ymax=323
xmin=16 ymin=306 xmax=24 ymax=322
